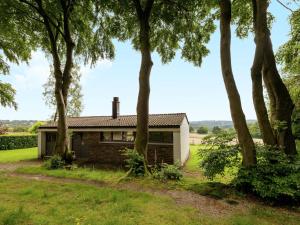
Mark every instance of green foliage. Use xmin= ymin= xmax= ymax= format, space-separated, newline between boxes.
xmin=197 ymin=126 xmax=208 ymax=134
xmin=0 ymin=135 xmax=37 ymax=150
xmin=199 ymin=132 xmax=241 ymax=179
xmin=234 ymin=146 xmax=300 ymax=203
xmin=277 ymin=9 xmax=300 ymax=76
xmin=273 ymin=120 xmax=288 ymax=133
xmin=122 ymin=149 xmax=145 ymax=177
xmin=28 ymin=121 xmax=44 ymax=134
xmin=44 ymin=155 xmax=65 ymax=170
xmin=292 ymin=110 xmax=300 ymax=139
xmin=248 ymin=122 xmax=262 ymax=139
xmin=105 ymin=0 xmax=216 ymax=67
xmin=212 ymin=126 xmax=222 ymax=134
xmin=0 ymin=82 xmax=17 ymax=109
xmin=152 ymin=162 xmax=182 ymax=181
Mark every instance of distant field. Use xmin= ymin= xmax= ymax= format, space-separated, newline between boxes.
xmin=189 ymin=133 xmax=206 ymax=145
xmin=0 ymin=132 xmax=33 ymax=136
xmin=0 ymin=148 xmax=37 ymax=163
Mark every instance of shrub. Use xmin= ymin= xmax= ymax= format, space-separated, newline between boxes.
xmin=197 ymin=126 xmax=208 ymax=134
xmin=0 ymin=124 xmax=8 ymax=135
xmin=199 ymin=131 xmax=240 ymax=179
xmin=199 ymin=131 xmax=300 ymax=203
xmin=152 ymin=162 xmax=182 ymax=181
xmin=0 ymin=135 xmax=37 ymax=150
xmin=28 ymin=121 xmax=45 ymax=134
xmin=234 ymin=146 xmax=300 ymax=203
xmin=212 ymin=126 xmax=222 ymax=134
xmin=122 ymin=148 xmax=145 ymax=177
xmin=44 ymin=155 xmax=65 ymax=170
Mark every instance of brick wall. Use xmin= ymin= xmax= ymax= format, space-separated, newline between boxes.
xmin=70 ymin=132 xmax=174 ymax=166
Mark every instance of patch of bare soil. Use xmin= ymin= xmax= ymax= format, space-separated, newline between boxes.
xmin=0 ymin=160 xmax=42 ymax=171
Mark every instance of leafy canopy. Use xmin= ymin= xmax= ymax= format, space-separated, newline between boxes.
xmin=102 ymin=0 xmax=216 ymax=66
xmin=1 ymin=0 xmax=115 ymax=67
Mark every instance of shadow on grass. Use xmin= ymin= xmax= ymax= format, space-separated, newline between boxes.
xmin=187 ymin=182 xmax=230 ymax=200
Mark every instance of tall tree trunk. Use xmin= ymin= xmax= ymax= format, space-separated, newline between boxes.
xmin=220 ymin=0 xmax=256 ymax=166
xmin=251 ymin=0 xmax=276 ymax=146
xmin=263 ymin=36 xmax=296 ymax=154
xmin=256 ymin=1 xmax=297 ymax=155
xmin=134 ymin=0 xmax=154 ymax=162
xmin=54 ymin=71 xmax=68 ymax=156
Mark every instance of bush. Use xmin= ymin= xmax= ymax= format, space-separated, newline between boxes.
xmin=28 ymin=121 xmax=45 ymax=134
xmin=199 ymin=131 xmax=240 ymax=179
xmin=44 ymin=155 xmax=65 ymax=170
xmin=0 ymin=124 xmax=8 ymax=135
xmin=197 ymin=126 xmax=208 ymax=134
xmin=152 ymin=162 xmax=182 ymax=181
xmin=212 ymin=126 xmax=222 ymax=134
xmin=0 ymin=135 xmax=37 ymax=150
xmin=234 ymin=146 xmax=300 ymax=203
xmin=122 ymin=148 xmax=145 ymax=177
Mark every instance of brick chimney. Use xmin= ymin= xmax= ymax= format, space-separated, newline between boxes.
xmin=112 ymin=97 xmax=120 ymax=119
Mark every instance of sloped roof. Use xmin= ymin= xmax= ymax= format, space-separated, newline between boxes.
xmin=39 ymin=113 xmax=188 ymax=129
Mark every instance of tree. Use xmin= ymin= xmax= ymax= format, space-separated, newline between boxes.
xmin=250 ymin=0 xmax=276 ymax=146
xmin=212 ymin=126 xmax=222 ymax=135
xmin=0 ymin=82 xmax=17 ymax=109
xmin=197 ymin=126 xmax=208 ymax=134
xmin=2 ymin=0 xmax=114 ymax=159
xmin=0 ymin=1 xmax=34 ymax=110
xmin=277 ymin=7 xmax=300 ymax=140
xmin=219 ymin=0 xmax=256 ymax=166
xmin=106 ymin=0 xmax=215 ymax=163
xmin=29 ymin=121 xmax=45 ymax=134
xmin=252 ymin=0 xmax=297 ymax=155
xmin=231 ymin=0 xmax=297 ymax=155
xmin=43 ymin=64 xmax=83 ymax=121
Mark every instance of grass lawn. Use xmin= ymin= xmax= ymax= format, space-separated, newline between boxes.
xmin=1 ymin=145 xmax=300 ymax=224
xmin=0 ymin=148 xmax=38 ymax=163
xmin=0 ymin=173 xmax=205 ymax=225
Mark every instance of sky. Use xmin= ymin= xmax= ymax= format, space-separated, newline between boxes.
xmin=0 ymin=1 xmax=295 ymax=121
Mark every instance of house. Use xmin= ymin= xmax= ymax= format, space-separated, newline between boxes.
xmin=38 ymin=97 xmax=190 ymax=166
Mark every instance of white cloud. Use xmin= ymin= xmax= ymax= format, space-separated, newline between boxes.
xmin=12 ymin=51 xmax=50 ymax=90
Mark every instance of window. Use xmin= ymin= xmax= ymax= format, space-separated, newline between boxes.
xmin=149 ymin=132 xmax=173 ymax=143
xmin=113 ymin=132 xmax=123 ymax=141
xmin=126 ymin=132 xmax=136 ymax=142
xmin=100 ymin=131 xmax=136 ymax=142
xmin=100 ymin=132 xmax=112 ymax=142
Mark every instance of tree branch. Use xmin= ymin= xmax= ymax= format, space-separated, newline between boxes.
xmin=276 ymin=0 xmax=294 ymax=12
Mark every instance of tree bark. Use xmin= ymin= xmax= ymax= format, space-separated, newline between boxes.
xmin=34 ymin=0 xmax=74 ymax=157
xmin=134 ymin=0 xmax=154 ymax=162
xmin=255 ymin=1 xmax=297 ymax=155
xmin=220 ymin=0 xmax=256 ymax=166
xmin=251 ymin=0 xmax=276 ymax=146
xmin=263 ymin=36 xmax=296 ymax=155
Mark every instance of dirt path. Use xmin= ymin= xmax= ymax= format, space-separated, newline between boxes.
xmin=0 ymin=160 xmax=42 ymax=171
xmin=8 ymin=172 xmax=254 ymax=217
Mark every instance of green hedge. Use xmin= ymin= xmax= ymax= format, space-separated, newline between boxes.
xmin=0 ymin=135 xmax=37 ymax=150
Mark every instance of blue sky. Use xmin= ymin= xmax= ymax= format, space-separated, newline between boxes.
xmin=0 ymin=1 xmax=294 ymax=121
